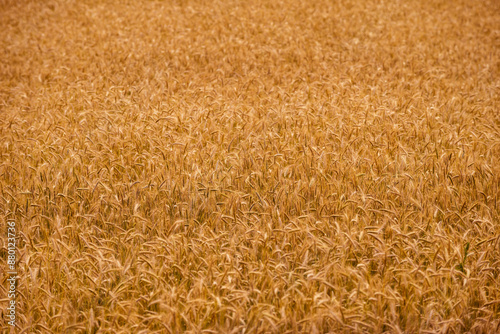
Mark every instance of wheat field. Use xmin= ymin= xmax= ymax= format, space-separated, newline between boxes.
xmin=1 ymin=0 xmax=499 ymax=332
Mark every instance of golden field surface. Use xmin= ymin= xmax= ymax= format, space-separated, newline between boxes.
xmin=1 ymin=0 xmax=499 ymax=332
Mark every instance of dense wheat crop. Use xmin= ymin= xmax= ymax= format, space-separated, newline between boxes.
xmin=1 ymin=0 xmax=499 ymax=332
